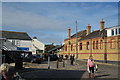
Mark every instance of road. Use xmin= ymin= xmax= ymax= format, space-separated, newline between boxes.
xmin=8 ymin=60 xmax=120 ymax=80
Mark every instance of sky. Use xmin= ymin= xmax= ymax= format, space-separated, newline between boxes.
xmin=1 ymin=2 xmax=119 ymax=45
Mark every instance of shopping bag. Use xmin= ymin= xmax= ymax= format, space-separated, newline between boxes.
xmin=87 ymin=67 xmax=90 ymax=73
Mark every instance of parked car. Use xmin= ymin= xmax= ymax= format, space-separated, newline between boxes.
xmin=49 ymin=54 xmax=58 ymax=61
xmin=30 ymin=55 xmax=42 ymax=63
xmin=22 ymin=54 xmax=43 ymax=63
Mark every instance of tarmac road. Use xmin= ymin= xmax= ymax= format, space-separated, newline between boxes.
xmin=8 ymin=60 xmax=120 ymax=80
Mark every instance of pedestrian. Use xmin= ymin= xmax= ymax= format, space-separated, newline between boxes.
xmin=70 ymin=54 xmax=74 ymax=65
xmin=0 ymin=63 xmax=10 ymax=80
xmin=58 ymin=55 xmax=62 ymax=62
xmin=87 ymin=55 xmax=95 ymax=78
xmin=65 ymin=55 xmax=68 ymax=60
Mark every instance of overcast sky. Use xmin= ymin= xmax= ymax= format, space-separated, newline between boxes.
xmin=2 ymin=2 xmax=118 ymax=45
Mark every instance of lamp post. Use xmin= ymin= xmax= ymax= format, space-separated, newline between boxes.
xmin=76 ymin=20 xmax=78 ymax=60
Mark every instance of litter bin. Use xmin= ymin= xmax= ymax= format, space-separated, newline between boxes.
xmin=15 ymin=58 xmax=23 ymax=69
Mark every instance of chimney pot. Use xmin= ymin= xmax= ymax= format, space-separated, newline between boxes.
xmin=86 ymin=24 xmax=91 ymax=35
xmin=100 ymin=19 xmax=105 ymax=30
xmin=68 ymin=27 xmax=71 ymax=39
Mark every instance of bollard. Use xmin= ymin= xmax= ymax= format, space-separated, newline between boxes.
xmin=48 ymin=56 xmax=50 ymax=69
xmin=57 ymin=60 xmax=59 ymax=68
xmin=63 ymin=60 xmax=65 ymax=67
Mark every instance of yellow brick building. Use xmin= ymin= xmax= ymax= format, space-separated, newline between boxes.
xmin=62 ymin=19 xmax=120 ymax=62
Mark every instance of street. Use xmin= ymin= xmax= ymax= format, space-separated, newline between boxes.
xmin=8 ymin=60 xmax=119 ymax=80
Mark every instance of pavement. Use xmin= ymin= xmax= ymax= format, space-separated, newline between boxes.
xmin=8 ymin=60 xmax=120 ymax=80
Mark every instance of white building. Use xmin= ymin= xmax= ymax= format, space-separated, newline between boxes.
xmin=32 ymin=37 xmax=45 ymax=54
xmin=106 ymin=26 xmax=120 ymax=37
xmin=1 ymin=31 xmax=32 ymax=52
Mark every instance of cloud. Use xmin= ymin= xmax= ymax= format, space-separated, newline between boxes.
xmin=2 ymin=6 xmax=68 ymax=31
xmin=2 ymin=2 xmax=118 ymax=44
xmin=2 ymin=0 xmax=120 ymax=2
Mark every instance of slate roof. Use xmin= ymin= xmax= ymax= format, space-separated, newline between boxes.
xmin=48 ymin=45 xmax=63 ymax=53
xmin=70 ymin=30 xmax=87 ymax=38
xmin=79 ymin=29 xmax=107 ymax=41
xmin=0 ymin=30 xmax=32 ymax=40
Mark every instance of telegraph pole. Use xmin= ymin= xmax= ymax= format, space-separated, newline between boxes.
xmin=76 ymin=20 xmax=78 ymax=60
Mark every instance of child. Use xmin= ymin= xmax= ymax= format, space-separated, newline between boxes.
xmin=0 ymin=63 xmax=10 ymax=80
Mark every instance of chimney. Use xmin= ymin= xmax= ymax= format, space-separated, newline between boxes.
xmin=86 ymin=24 xmax=91 ymax=35
xmin=100 ymin=19 xmax=105 ymax=31
xmin=68 ymin=27 xmax=71 ymax=39
xmin=33 ymin=37 xmax=37 ymax=39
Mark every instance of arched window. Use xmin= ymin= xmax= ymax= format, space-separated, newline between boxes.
xmin=65 ymin=45 xmax=67 ymax=51
xmin=93 ymin=41 xmax=95 ymax=49
xmin=86 ymin=42 xmax=90 ymax=50
xmin=96 ymin=41 xmax=98 ymax=49
xmin=71 ymin=44 xmax=73 ymax=51
xmin=111 ymin=39 xmax=116 ymax=49
xmin=79 ymin=43 xmax=82 ymax=50
xmin=119 ymin=38 xmax=120 ymax=48
xmin=100 ymin=40 xmax=103 ymax=49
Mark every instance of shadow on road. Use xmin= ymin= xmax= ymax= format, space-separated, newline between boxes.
xmin=8 ymin=67 xmax=86 ymax=80
xmin=95 ymin=74 xmax=110 ymax=78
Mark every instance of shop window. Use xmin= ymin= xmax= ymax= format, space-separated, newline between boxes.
xmin=79 ymin=43 xmax=82 ymax=50
xmin=86 ymin=42 xmax=90 ymax=50
xmin=96 ymin=41 xmax=98 ymax=49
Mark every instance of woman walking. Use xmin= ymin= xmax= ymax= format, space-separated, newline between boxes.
xmin=87 ymin=55 xmax=95 ymax=78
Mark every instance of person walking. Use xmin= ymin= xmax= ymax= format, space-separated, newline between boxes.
xmin=0 ymin=63 xmax=10 ymax=80
xmin=70 ymin=54 xmax=74 ymax=65
xmin=65 ymin=55 xmax=68 ymax=60
xmin=87 ymin=55 xmax=95 ymax=78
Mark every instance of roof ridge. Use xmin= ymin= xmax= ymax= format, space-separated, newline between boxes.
xmin=0 ymin=30 xmax=26 ymax=33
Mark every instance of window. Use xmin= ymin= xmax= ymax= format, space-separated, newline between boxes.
xmin=86 ymin=42 xmax=90 ymax=50
xmin=100 ymin=40 xmax=103 ymax=49
xmin=65 ymin=45 xmax=67 ymax=51
xmin=93 ymin=41 xmax=95 ymax=49
xmin=96 ymin=41 xmax=98 ymax=49
xmin=71 ymin=44 xmax=73 ymax=51
xmin=116 ymin=29 xmax=118 ymax=35
xmin=111 ymin=29 xmax=114 ymax=36
xmin=119 ymin=38 xmax=120 ymax=48
xmin=79 ymin=43 xmax=82 ymax=50
xmin=16 ymin=40 xmax=20 ymax=46
xmin=119 ymin=28 xmax=120 ymax=34
xmin=110 ymin=39 xmax=116 ymax=49
xmin=12 ymin=40 xmax=15 ymax=45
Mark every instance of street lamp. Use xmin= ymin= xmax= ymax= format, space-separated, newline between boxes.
xmin=76 ymin=20 xmax=78 ymax=60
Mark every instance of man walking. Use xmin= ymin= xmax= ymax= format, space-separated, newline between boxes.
xmin=70 ymin=54 xmax=74 ymax=65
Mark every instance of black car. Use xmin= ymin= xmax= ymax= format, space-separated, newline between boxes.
xmin=22 ymin=54 xmax=42 ymax=63
xmin=49 ymin=54 xmax=58 ymax=61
